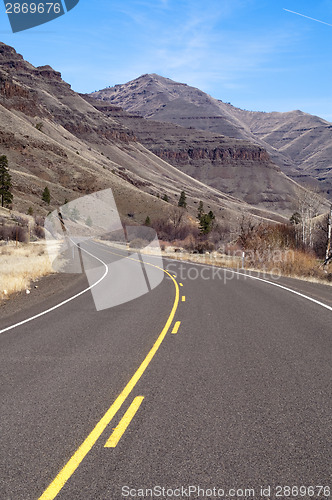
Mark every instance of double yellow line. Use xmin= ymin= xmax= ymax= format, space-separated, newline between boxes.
xmin=39 ymin=248 xmax=180 ymax=500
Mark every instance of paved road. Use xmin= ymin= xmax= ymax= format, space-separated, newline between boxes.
xmin=0 ymin=242 xmax=331 ymax=500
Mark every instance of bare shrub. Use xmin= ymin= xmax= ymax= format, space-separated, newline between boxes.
xmin=34 ymin=225 xmax=45 ymax=239
xmin=191 ymin=239 xmax=215 ymax=254
xmin=0 ymin=225 xmax=28 ymax=243
xmin=129 ymin=238 xmax=149 ymax=249
xmin=34 ymin=216 xmax=45 ymax=227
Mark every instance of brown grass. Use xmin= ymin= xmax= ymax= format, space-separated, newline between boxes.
xmin=0 ymin=242 xmax=55 ymax=300
xmin=164 ymin=248 xmax=332 ymax=285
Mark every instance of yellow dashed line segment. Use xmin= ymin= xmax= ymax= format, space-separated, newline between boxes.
xmin=105 ymin=397 xmax=144 ymax=448
xmin=172 ymin=321 xmax=181 ymax=334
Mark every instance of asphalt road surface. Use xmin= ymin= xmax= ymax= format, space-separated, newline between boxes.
xmin=0 ymin=241 xmax=331 ymax=500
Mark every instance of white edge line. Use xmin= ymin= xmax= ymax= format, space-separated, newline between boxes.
xmin=0 ymin=242 xmax=109 ymax=335
xmin=165 ymin=258 xmax=332 ymax=312
xmin=230 ymin=269 xmax=332 ymax=312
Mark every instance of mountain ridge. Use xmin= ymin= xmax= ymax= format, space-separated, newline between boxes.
xmin=91 ymin=74 xmax=332 ymax=198
xmin=0 ymin=41 xmax=294 ymax=226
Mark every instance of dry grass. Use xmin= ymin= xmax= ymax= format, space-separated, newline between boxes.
xmin=0 ymin=242 xmax=55 ymax=300
xmin=164 ymin=247 xmax=241 ymax=268
xmin=164 ymin=248 xmax=332 ymax=285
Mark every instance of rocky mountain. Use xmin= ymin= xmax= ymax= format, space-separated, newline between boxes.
xmin=91 ymin=74 xmax=332 ymax=198
xmin=0 ymin=42 xmax=292 ymax=227
xmin=83 ymin=95 xmax=307 ymax=215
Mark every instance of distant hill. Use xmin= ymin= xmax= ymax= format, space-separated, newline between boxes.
xmin=91 ymin=74 xmax=332 ymax=198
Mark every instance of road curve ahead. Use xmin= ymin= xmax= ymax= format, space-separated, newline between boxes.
xmin=0 ymin=242 xmax=331 ymax=500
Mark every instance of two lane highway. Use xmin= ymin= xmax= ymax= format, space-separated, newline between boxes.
xmin=0 ymin=242 xmax=331 ymax=499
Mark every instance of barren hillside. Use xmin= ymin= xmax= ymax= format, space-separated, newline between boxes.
xmin=83 ymin=95 xmax=309 ymax=215
xmin=0 ymin=42 xmax=291 ymax=227
xmin=92 ymin=74 xmax=332 ymax=198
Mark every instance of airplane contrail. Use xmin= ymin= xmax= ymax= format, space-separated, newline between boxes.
xmin=283 ymin=8 xmax=332 ymax=27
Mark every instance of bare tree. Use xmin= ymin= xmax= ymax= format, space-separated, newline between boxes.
xmin=238 ymin=215 xmax=257 ymax=250
xmin=169 ymin=207 xmax=185 ymax=232
xmin=296 ymin=187 xmax=322 ymax=248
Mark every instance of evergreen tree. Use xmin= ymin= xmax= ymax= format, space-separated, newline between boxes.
xmin=290 ymin=212 xmax=301 ymax=225
xmin=42 ymin=186 xmax=50 ymax=205
xmin=0 ymin=155 xmax=13 ymax=208
xmin=178 ymin=190 xmax=187 ymax=208
xmin=197 ymin=201 xmax=204 ymax=220
xmin=199 ymin=210 xmax=215 ymax=234
xmin=144 ymin=216 xmax=151 ymax=226
xmin=162 ymin=194 xmax=169 ymax=202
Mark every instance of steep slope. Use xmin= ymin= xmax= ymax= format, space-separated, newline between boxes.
xmin=230 ymin=108 xmax=332 ymax=194
xmin=0 ymin=42 xmax=288 ymax=227
xmin=83 ymin=98 xmax=310 ymax=216
xmin=91 ymin=74 xmax=332 ymax=197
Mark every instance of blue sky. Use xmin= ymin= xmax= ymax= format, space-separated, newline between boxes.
xmin=0 ymin=0 xmax=331 ymax=120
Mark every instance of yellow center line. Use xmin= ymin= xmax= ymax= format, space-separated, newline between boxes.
xmin=172 ymin=321 xmax=181 ymax=334
xmin=105 ymin=396 xmax=144 ymax=448
xmin=38 ymin=246 xmax=179 ymax=500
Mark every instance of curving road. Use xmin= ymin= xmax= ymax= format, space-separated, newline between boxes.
xmin=0 ymin=241 xmax=331 ymax=500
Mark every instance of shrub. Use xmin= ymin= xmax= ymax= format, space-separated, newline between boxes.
xmin=34 ymin=224 xmax=45 ymax=239
xmin=129 ymin=238 xmax=148 ymax=249
xmin=0 ymin=224 xmax=28 ymax=243
xmin=42 ymin=186 xmax=51 ymax=204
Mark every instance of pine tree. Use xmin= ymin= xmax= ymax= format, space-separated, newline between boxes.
xmin=290 ymin=212 xmax=301 ymax=225
xmin=42 ymin=186 xmax=50 ymax=205
xmin=0 ymin=155 xmax=13 ymax=208
xmin=178 ymin=190 xmax=187 ymax=208
xmin=199 ymin=210 xmax=215 ymax=234
xmin=144 ymin=216 xmax=151 ymax=226
xmin=162 ymin=194 xmax=169 ymax=202
xmin=197 ymin=201 xmax=204 ymax=220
